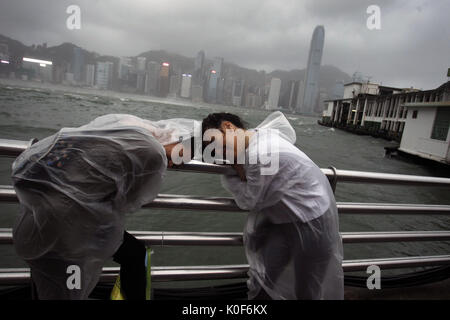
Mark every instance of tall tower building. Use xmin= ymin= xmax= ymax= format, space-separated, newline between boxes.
xmin=287 ymin=80 xmax=300 ymax=110
xmin=266 ymin=78 xmax=281 ymax=110
xmin=95 ymin=61 xmax=114 ymax=89
xmin=145 ymin=61 xmax=160 ymax=95
xmin=159 ymin=62 xmax=170 ymax=97
xmin=72 ymin=47 xmax=85 ymax=83
xmin=231 ymin=79 xmax=243 ymax=107
xmin=134 ymin=57 xmax=146 ymax=93
xmin=84 ymin=64 xmax=95 ymax=87
xmin=194 ymin=50 xmax=205 ymax=85
xmin=297 ymin=25 xmax=325 ymax=115
xmin=180 ymin=74 xmax=192 ymax=98
xmin=118 ymin=57 xmax=133 ymax=80
xmin=169 ymin=74 xmax=181 ymax=97
xmin=207 ymin=57 xmax=223 ymax=103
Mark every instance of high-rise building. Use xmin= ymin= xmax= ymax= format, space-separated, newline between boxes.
xmin=232 ymin=79 xmax=243 ymax=107
xmin=217 ymin=77 xmax=226 ymax=104
xmin=135 ymin=57 xmax=147 ymax=93
xmin=296 ymin=80 xmax=305 ymax=111
xmin=145 ymin=61 xmax=160 ymax=95
xmin=118 ymin=57 xmax=133 ymax=80
xmin=169 ymin=74 xmax=181 ymax=97
xmin=180 ymin=74 xmax=192 ymax=98
xmin=72 ymin=47 xmax=85 ymax=83
xmin=287 ymin=80 xmax=300 ymax=110
xmin=85 ymin=64 xmax=95 ymax=87
xmin=297 ymin=25 xmax=325 ymax=115
xmin=136 ymin=57 xmax=147 ymax=72
xmin=207 ymin=57 xmax=223 ymax=103
xmin=194 ymin=50 xmax=205 ymax=85
xmin=266 ymin=78 xmax=281 ymax=110
xmin=159 ymin=62 xmax=170 ymax=97
xmin=191 ymin=85 xmax=203 ymax=103
xmin=95 ymin=61 xmax=114 ymax=89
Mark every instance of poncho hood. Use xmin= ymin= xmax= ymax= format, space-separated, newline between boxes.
xmin=255 ymin=111 xmax=297 ymax=144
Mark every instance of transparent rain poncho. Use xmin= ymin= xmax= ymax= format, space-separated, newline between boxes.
xmin=221 ymin=111 xmax=344 ymax=300
xmin=11 ymin=114 xmax=199 ymax=299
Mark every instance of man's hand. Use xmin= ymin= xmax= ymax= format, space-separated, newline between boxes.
xmin=232 ymin=164 xmax=247 ymax=181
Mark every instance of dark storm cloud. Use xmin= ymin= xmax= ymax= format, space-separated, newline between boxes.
xmin=0 ymin=0 xmax=448 ymax=89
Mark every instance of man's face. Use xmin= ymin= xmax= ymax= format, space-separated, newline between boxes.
xmin=218 ymin=121 xmax=246 ymax=163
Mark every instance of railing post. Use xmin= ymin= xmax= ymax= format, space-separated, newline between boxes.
xmin=328 ymin=166 xmax=338 ymax=193
xmin=29 ymin=138 xmax=39 ymax=147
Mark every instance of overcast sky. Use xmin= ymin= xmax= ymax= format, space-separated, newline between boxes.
xmin=0 ymin=0 xmax=449 ymax=89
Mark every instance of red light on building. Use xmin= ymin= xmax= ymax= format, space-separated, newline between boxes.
xmin=211 ymin=70 xmax=217 ymax=74
xmin=162 ymin=62 xmax=170 ymax=67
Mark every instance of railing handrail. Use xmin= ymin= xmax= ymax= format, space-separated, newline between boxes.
xmin=1 ymin=138 xmax=450 ymax=186
xmin=1 ymin=185 xmax=450 ymax=214
xmin=1 ymin=255 xmax=450 ymax=284
xmin=2 ymin=229 xmax=450 ymax=245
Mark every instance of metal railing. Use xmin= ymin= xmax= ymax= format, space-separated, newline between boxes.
xmin=2 ymin=255 xmax=450 ymax=285
xmin=0 ymin=138 xmax=450 ymax=285
xmin=2 ymin=138 xmax=450 ymax=186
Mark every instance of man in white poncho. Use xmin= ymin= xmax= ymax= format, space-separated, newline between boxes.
xmin=201 ymin=111 xmax=344 ymax=300
xmin=11 ymin=114 xmax=199 ymax=299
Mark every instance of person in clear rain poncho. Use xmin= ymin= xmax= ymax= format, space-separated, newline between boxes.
xmin=11 ymin=114 xmax=199 ymax=300
xmin=201 ymin=111 xmax=344 ymax=300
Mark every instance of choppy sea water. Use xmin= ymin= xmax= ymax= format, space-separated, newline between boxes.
xmin=0 ymin=79 xmax=449 ymax=281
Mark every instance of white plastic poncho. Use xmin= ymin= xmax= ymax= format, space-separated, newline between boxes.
xmin=11 ymin=114 xmax=199 ymax=299
xmin=221 ymin=111 xmax=344 ymax=300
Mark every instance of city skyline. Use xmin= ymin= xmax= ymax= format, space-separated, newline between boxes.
xmin=3 ymin=31 xmax=449 ymax=115
xmin=1 ymin=30 xmax=358 ymax=113
xmin=0 ymin=0 xmax=448 ymax=90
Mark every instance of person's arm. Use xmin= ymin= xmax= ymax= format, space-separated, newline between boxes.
xmin=221 ymin=162 xmax=281 ymax=211
xmin=119 ymin=132 xmax=168 ymax=213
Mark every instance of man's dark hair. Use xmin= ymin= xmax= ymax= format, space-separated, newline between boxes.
xmin=201 ymin=113 xmax=247 ymax=160
xmin=201 ymin=113 xmax=247 ymax=136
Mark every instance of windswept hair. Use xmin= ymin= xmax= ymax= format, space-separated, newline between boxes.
xmin=201 ymin=113 xmax=247 ymax=136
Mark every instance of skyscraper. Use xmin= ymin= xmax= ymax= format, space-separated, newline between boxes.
xmin=136 ymin=57 xmax=147 ymax=93
xmin=180 ymin=74 xmax=192 ymax=98
xmin=169 ymin=74 xmax=181 ymax=97
xmin=266 ymin=78 xmax=281 ymax=110
xmin=191 ymin=85 xmax=203 ymax=103
xmin=297 ymin=25 xmax=325 ymax=115
xmin=159 ymin=62 xmax=170 ymax=97
xmin=287 ymin=80 xmax=300 ymax=110
xmin=145 ymin=61 xmax=160 ymax=95
xmin=232 ymin=79 xmax=243 ymax=107
xmin=95 ymin=61 xmax=114 ymax=89
xmin=118 ymin=57 xmax=133 ymax=80
xmin=207 ymin=57 xmax=223 ymax=103
xmin=84 ymin=64 xmax=95 ymax=87
xmin=136 ymin=57 xmax=147 ymax=72
xmin=194 ymin=50 xmax=205 ymax=85
xmin=72 ymin=47 xmax=85 ymax=83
